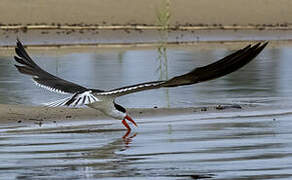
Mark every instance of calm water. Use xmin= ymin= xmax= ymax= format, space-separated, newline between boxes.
xmin=1 ymin=43 xmax=292 ymax=179
xmin=1 ymin=43 xmax=292 ymax=107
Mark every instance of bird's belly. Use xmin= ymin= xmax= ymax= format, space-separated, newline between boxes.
xmin=86 ymin=101 xmax=119 ymax=119
xmin=87 ymin=101 xmax=102 ymax=109
xmin=86 ymin=102 xmax=108 ymax=113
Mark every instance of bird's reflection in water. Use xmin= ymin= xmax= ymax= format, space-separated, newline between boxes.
xmin=122 ymin=130 xmax=137 ymax=150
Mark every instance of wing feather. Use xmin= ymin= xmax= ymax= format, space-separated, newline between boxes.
xmin=45 ymin=90 xmax=100 ymax=107
xmin=95 ymin=42 xmax=268 ymax=97
xmin=14 ymin=40 xmax=268 ymax=104
xmin=14 ymin=40 xmax=104 ymax=94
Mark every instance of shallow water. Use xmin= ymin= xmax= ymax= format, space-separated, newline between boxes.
xmin=1 ymin=43 xmax=292 ymax=179
xmin=1 ymin=109 xmax=292 ymax=179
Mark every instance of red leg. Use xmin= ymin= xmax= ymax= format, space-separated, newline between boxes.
xmin=125 ymin=115 xmax=138 ymax=127
xmin=122 ymin=119 xmax=131 ymax=131
xmin=122 ymin=119 xmax=131 ymax=139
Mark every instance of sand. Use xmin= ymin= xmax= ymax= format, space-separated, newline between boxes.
xmin=0 ymin=103 xmax=247 ymax=126
xmin=0 ymin=0 xmax=291 ymax=26
xmin=1 ymin=0 xmax=292 ymax=47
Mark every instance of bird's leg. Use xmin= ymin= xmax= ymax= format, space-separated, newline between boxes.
xmin=122 ymin=119 xmax=131 ymax=131
xmin=124 ymin=115 xmax=138 ymax=127
xmin=121 ymin=115 xmax=137 ymax=138
xmin=122 ymin=119 xmax=131 ymax=138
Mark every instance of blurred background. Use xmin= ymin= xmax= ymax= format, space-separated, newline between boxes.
xmin=0 ymin=0 xmax=292 ymax=46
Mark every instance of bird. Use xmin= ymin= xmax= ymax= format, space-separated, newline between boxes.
xmin=14 ymin=40 xmax=268 ymax=133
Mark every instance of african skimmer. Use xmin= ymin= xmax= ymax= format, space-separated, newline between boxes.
xmin=14 ymin=40 xmax=268 ymax=132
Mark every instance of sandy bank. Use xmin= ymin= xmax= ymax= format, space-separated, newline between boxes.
xmin=0 ymin=1 xmax=291 ymax=47
xmin=1 ymin=29 xmax=292 ymax=48
xmin=0 ymin=104 xmax=246 ymax=125
xmin=0 ymin=0 xmax=292 ymax=27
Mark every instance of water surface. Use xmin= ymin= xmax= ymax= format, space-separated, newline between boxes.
xmin=1 ymin=43 xmax=292 ymax=107
xmin=1 ymin=43 xmax=292 ymax=179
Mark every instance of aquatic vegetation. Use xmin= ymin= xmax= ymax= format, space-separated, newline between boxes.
xmin=156 ymin=0 xmax=171 ymax=32
xmin=156 ymin=0 xmax=171 ymax=106
xmin=156 ymin=0 xmax=171 ymax=80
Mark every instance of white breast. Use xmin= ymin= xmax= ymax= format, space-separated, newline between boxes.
xmin=86 ymin=96 xmax=125 ymax=120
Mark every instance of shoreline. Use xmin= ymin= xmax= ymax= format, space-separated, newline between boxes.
xmin=1 ymin=103 xmax=290 ymax=126
xmin=1 ymin=29 xmax=292 ymax=48
xmin=0 ymin=104 xmax=241 ymax=125
xmin=1 ymin=24 xmax=292 ymax=31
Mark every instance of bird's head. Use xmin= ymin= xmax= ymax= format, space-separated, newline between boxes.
xmin=114 ymin=102 xmax=137 ymax=127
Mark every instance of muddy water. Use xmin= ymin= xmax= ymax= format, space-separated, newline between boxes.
xmin=1 ymin=43 xmax=292 ymax=179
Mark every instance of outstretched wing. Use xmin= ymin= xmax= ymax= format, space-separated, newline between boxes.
xmin=96 ymin=42 xmax=268 ymax=97
xmin=14 ymin=40 xmax=104 ymax=94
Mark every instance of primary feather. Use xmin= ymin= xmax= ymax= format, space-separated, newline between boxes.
xmin=14 ymin=40 xmax=103 ymax=94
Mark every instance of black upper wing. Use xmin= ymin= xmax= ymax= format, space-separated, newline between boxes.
xmin=14 ymin=40 xmax=268 ymax=98
xmin=96 ymin=42 xmax=268 ymax=97
xmin=14 ymin=40 xmax=104 ymax=94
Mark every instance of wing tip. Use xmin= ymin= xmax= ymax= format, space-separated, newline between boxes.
xmin=252 ymin=41 xmax=269 ymax=55
xmin=162 ymin=41 xmax=268 ymax=87
xmin=15 ymin=39 xmax=31 ymax=61
xmin=16 ymin=38 xmax=24 ymax=48
xmin=252 ymin=41 xmax=268 ymax=49
xmin=261 ymin=41 xmax=269 ymax=49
